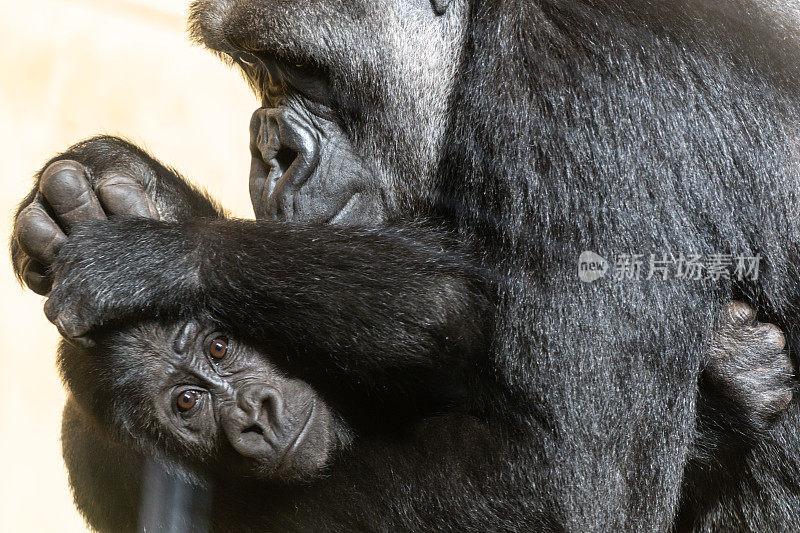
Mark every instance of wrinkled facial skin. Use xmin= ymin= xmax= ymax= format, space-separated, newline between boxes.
xmin=61 ymin=321 xmax=349 ymax=483
xmin=189 ymin=0 xmax=469 ymax=224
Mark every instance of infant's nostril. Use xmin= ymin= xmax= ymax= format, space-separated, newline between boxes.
xmin=242 ymin=424 xmax=263 ymax=436
xmin=239 ymin=384 xmax=284 ymax=428
xmin=261 ymin=396 xmax=278 ymax=420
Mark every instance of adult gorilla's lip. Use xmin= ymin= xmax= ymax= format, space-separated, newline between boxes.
xmin=249 ymin=107 xmax=321 ymax=220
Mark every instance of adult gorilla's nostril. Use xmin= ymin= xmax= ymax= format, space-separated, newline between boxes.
xmin=275 ymin=146 xmax=298 ymax=177
xmin=248 ymin=107 xmax=320 ymax=220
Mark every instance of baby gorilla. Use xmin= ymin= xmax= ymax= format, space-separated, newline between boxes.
xmin=61 ymin=320 xmax=352 ymax=484
xmin=58 ymin=301 xmax=792 ymax=494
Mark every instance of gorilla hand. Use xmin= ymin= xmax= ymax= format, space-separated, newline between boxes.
xmin=703 ymin=301 xmax=794 ymax=436
xmin=11 ymin=136 xmax=220 ymax=295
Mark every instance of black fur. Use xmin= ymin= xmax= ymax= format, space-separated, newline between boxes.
xmin=11 ymin=0 xmax=800 ymax=530
xmin=437 ymin=1 xmax=800 ymax=529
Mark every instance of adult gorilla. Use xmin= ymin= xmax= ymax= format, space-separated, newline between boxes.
xmin=10 ymin=0 xmax=800 ymax=531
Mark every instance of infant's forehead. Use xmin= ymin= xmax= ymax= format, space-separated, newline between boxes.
xmin=118 ymin=321 xmax=283 ymax=377
xmin=112 ymin=323 xmax=200 ymax=374
xmin=123 ymin=321 xmax=209 ymax=352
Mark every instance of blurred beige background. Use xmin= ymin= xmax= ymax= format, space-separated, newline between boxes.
xmin=0 ymin=0 xmax=258 ymax=530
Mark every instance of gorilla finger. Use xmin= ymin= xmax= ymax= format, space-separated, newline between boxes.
xmin=15 ymin=203 xmax=67 ymax=264
xmin=771 ymin=390 xmax=794 ymax=412
xmin=757 ymin=322 xmax=787 ymax=352
xmin=44 ymin=298 xmax=94 ymax=346
xmin=58 ymin=333 xmax=96 ymax=349
xmin=723 ymin=301 xmax=756 ymax=327
xmin=95 ymin=174 xmax=159 ymax=218
xmin=39 ymin=160 xmax=106 ymax=230
xmin=20 ymin=257 xmax=52 ymax=295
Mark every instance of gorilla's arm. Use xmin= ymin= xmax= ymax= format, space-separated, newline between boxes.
xmin=11 ymin=136 xmax=222 ymax=293
xmin=675 ymin=420 xmax=800 ymax=531
xmin=694 ymin=302 xmax=793 ymax=459
xmin=677 ymin=302 xmax=797 ymax=530
xmin=45 ymin=218 xmax=491 ymax=405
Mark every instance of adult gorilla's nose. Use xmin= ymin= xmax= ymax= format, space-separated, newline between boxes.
xmin=249 ymin=107 xmax=321 ymax=220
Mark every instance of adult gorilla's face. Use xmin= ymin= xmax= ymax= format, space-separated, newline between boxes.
xmin=189 ymin=0 xmax=468 ymax=223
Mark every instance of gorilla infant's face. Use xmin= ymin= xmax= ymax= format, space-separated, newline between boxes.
xmin=61 ymin=321 xmax=348 ymax=482
xmin=189 ymin=0 xmax=469 ymax=223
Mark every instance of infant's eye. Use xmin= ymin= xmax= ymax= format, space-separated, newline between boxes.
xmin=176 ymin=390 xmax=201 ymax=412
xmin=208 ymin=336 xmax=229 ymax=360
